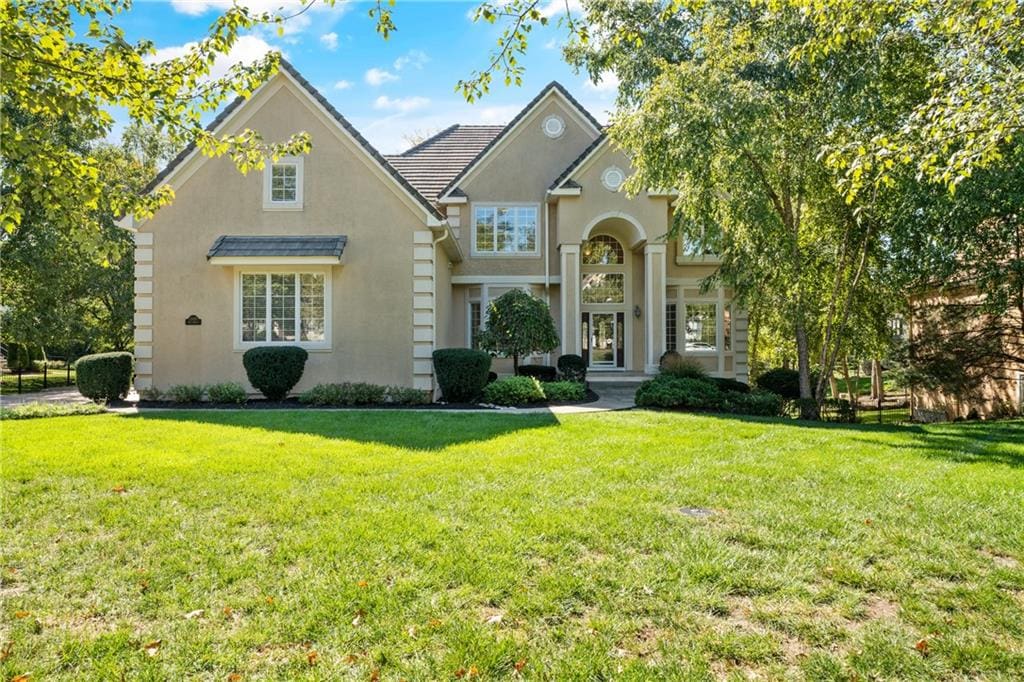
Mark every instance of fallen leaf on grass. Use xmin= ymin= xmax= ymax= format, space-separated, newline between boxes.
xmin=915 ymin=638 xmax=929 ymax=655
xmin=265 ymin=596 xmax=275 ymax=605
xmin=454 ymin=669 xmax=467 ymax=679
xmin=369 ymin=669 xmax=380 ymax=681
xmin=352 ymin=608 xmax=366 ymax=626
xmin=1 ymin=641 xmax=13 ymax=661
xmin=428 ymin=618 xmax=443 ymax=628
xmin=223 ymin=606 xmax=233 ymax=616
xmin=514 ymin=659 xmax=526 ymax=673
xmin=484 ymin=614 xmax=502 ymax=625
xmin=139 ymin=580 xmax=150 ymax=593
xmin=142 ymin=640 xmax=161 ymax=657
xmin=343 ymin=653 xmax=359 ymax=664
xmin=112 ymin=485 xmax=127 ymax=494
xmin=357 ymin=580 xmax=368 ymax=588
xmin=14 ymin=610 xmax=30 ymax=619
xmin=227 ymin=674 xmax=242 ymax=681
xmin=184 ymin=609 xmax=204 ymax=620
xmin=11 ymin=674 xmax=30 ymax=682
xmin=407 ymin=625 xmax=417 ymax=637
xmin=865 ymin=519 xmax=873 ymax=526
xmin=306 ymin=650 xmax=318 ymax=666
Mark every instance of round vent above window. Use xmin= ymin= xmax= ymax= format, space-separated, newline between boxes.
xmin=542 ymin=115 xmax=565 ymax=139
xmin=601 ymin=166 xmax=625 ymax=191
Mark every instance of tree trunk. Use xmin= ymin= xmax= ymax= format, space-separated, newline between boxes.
xmin=872 ymin=359 xmax=884 ymax=401
xmin=795 ymin=318 xmax=818 ymax=419
xmin=512 ymin=354 xmax=520 ymax=375
xmin=829 ymin=373 xmax=839 ymax=400
xmin=842 ymin=356 xmax=854 ymax=403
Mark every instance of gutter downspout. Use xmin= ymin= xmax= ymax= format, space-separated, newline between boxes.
xmin=543 ymin=196 xmax=552 ymax=364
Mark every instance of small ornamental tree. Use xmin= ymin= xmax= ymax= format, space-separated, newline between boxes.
xmin=478 ymin=289 xmax=559 ymax=373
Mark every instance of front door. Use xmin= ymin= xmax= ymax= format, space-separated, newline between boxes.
xmin=582 ymin=311 xmax=625 ymax=369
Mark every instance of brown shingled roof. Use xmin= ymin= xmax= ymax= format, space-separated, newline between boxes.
xmin=384 ymin=125 xmax=505 ymax=201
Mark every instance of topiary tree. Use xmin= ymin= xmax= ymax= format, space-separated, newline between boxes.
xmin=242 ymin=346 xmax=308 ymax=401
xmin=478 ymin=290 xmax=559 ymax=373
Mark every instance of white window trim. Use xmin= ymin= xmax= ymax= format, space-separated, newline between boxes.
xmin=470 ymin=203 xmax=541 ymax=258
xmin=467 ymin=298 xmax=482 ymax=348
xmin=233 ymin=267 xmax=331 ymax=351
xmin=263 ymin=156 xmax=304 ymax=211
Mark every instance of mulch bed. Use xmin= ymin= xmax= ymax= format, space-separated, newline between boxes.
xmin=124 ymin=389 xmax=600 ymax=411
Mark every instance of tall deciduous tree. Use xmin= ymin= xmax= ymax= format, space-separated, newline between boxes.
xmin=479 ymin=290 xmax=559 ymax=373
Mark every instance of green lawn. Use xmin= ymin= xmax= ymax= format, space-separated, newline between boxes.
xmin=3 ymin=411 xmax=1023 ymax=680
xmin=0 ymin=368 xmax=75 ymax=394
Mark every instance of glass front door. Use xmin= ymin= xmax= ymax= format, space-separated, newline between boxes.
xmin=590 ymin=313 xmax=616 ymax=367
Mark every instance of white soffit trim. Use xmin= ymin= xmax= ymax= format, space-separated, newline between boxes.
xmin=452 ymin=275 xmax=562 ymax=284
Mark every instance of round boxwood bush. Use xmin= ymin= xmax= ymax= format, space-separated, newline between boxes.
xmin=635 ymin=375 xmax=726 ymax=410
xmin=482 ymin=376 xmax=545 ymax=406
xmin=75 ymin=352 xmax=133 ymax=401
xmin=432 ymin=348 xmax=491 ymax=402
xmin=557 ymin=354 xmax=587 ymax=382
xmin=755 ymin=368 xmax=801 ymax=399
xmin=517 ymin=364 xmax=557 ymax=381
xmin=242 ymin=346 xmax=308 ymax=400
xmin=711 ymin=377 xmax=751 ymax=394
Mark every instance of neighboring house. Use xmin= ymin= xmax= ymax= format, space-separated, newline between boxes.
xmin=125 ymin=61 xmax=747 ymax=396
xmin=909 ymin=285 xmax=1024 ymax=421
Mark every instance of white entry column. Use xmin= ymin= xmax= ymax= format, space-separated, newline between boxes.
xmin=644 ymin=243 xmax=667 ymax=373
xmin=559 ymin=244 xmax=581 ymax=355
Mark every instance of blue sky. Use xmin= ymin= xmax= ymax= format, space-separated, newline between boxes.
xmin=114 ymin=0 xmax=616 ymax=153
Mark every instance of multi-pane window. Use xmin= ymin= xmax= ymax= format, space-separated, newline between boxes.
xmin=666 ymin=303 xmax=677 ymax=351
xmin=270 ymin=164 xmax=298 ymax=203
xmin=473 ymin=206 xmax=538 ymax=254
xmin=582 ymin=235 xmax=624 ymax=265
xmin=468 ymin=301 xmax=483 ymax=349
xmin=685 ymin=303 xmax=717 ymax=351
xmin=582 ymin=273 xmax=625 ymax=303
xmin=240 ymin=273 xmax=326 ymax=345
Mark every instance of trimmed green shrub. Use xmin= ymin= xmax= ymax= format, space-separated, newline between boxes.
xmin=432 ymin=348 xmax=491 ymax=402
xmin=299 ymin=382 xmax=387 ymax=406
xmin=728 ymin=390 xmax=785 ymax=416
xmin=635 ymin=375 xmax=726 ymax=410
xmin=75 ymin=352 xmax=133 ymax=401
xmin=482 ymin=376 xmax=545 ymax=406
xmin=541 ymin=380 xmax=587 ymax=402
xmin=711 ymin=377 xmax=751 ymax=394
xmin=661 ymin=357 xmax=709 ymax=380
xmin=659 ymin=349 xmax=683 ymax=371
xmin=385 ymin=386 xmax=431 ymax=405
xmin=557 ymin=354 xmax=587 ymax=382
xmin=517 ymin=364 xmax=557 ymax=381
xmin=207 ymin=382 xmax=247 ymax=404
xmin=242 ymin=346 xmax=308 ymax=400
xmin=755 ymin=368 xmax=801 ymax=399
xmin=0 ymin=401 xmax=106 ymax=420
xmin=167 ymin=384 xmax=205 ymax=403
xmin=138 ymin=386 xmax=162 ymax=401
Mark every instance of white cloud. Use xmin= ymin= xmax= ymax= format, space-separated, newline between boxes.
xmin=393 ymin=49 xmax=429 ymax=71
xmin=365 ymin=67 xmax=398 ymax=86
xmin=147 ymin=35 xmax=280 ymax=82
xmin=334 ymin=79 xmax=353 ymax=90
xmin=320 ymin=32 xmax=338 ymax=50
xmin=538 ymin=0 xmax=583 ymax=19
xmin=357 ymin=101 xmax=521 ymax=153
xmin=373 ymin=95 xmax=431 ymax=113
xmin=583 ymin=71 xmax=620 ymax=95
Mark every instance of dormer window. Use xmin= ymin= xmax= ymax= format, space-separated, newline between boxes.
xmin=263 ymin=156 xmax=304 ymax=210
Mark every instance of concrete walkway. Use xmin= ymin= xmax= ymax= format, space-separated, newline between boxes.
xmin=0 ymin=386 xmax=91 ymax=407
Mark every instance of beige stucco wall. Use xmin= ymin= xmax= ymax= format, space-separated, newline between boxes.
xmin=452 ymin=94 xmax=601 ymax=278
xmin=138 ymin=75 xmax=430 ymax=394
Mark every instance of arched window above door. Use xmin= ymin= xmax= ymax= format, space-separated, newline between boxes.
xmin=582 ymin=235 xmax=624 ymax=265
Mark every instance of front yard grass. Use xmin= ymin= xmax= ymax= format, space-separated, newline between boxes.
xmin=2 ymin=411 xmax=1022 ymax=680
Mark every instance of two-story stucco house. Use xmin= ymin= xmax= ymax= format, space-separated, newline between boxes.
xmin=126 ymin=61 xmax=748 ymax=396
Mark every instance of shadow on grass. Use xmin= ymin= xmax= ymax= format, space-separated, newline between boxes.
xmin=129 ymin=409 xmax=562 ymax=450
xmin=684 ymin=410 xmax=1024 ymax=468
